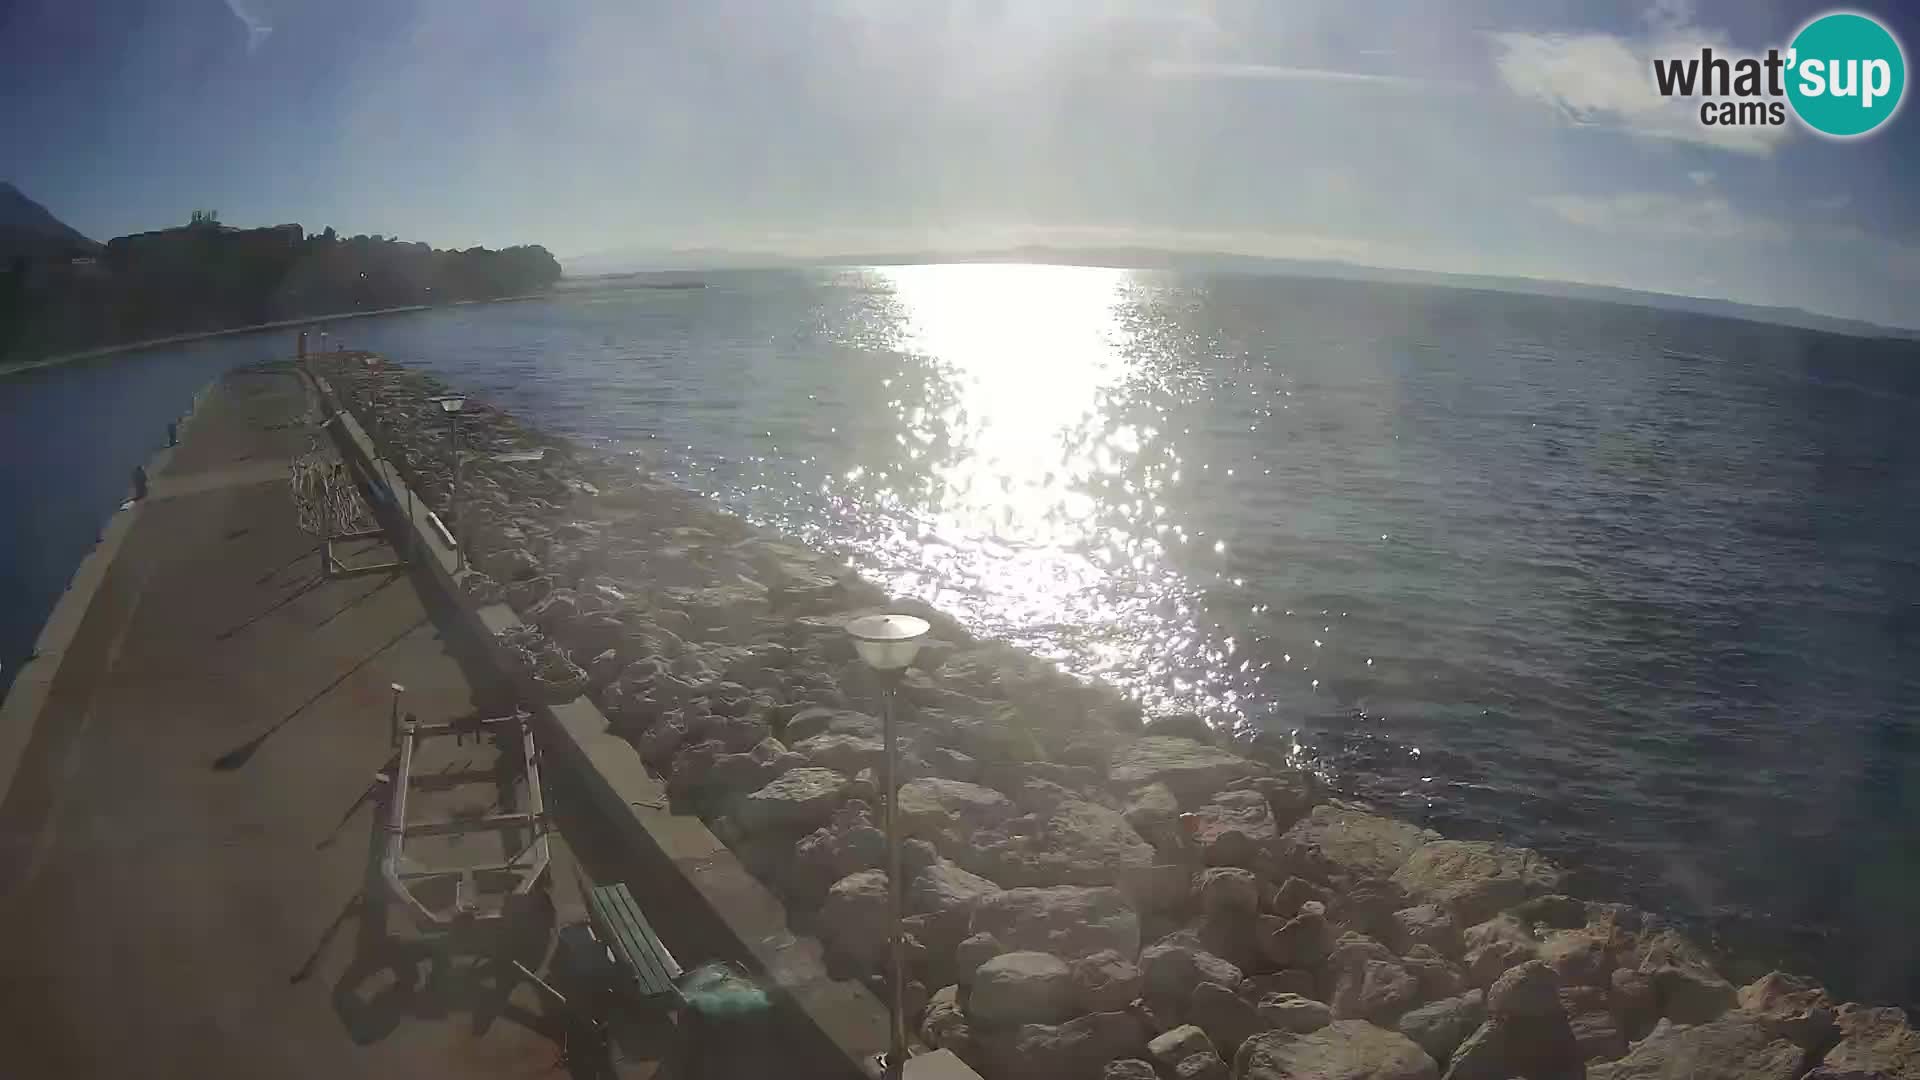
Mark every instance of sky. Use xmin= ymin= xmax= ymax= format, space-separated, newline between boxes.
xmin=3 ymin=0 xmax=1917 ymax=326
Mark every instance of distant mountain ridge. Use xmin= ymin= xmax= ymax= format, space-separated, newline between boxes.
xmin=0 ymin=182 xmax=99 ymax=260
xmin=565 ymin=242 xmax=1919 ymax=343
xmin=975 ymin=246 xmax=1920 ymax=343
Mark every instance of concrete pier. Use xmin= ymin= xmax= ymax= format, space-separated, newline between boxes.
xmin=0 ymin=366 xmax=593 ymax=1076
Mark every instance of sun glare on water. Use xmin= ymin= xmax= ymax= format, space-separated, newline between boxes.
xmin=845 ymin=263 xmax=1210 ymax=715
xmin=887 ymin=263 xmax=1128 ymax=543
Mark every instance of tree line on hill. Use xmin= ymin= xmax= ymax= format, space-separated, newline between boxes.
xmin=0 ymin=213 xmax=562 ymax=363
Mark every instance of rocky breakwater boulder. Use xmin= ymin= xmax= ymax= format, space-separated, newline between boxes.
xmin=1142 ymin=933 xmax=1244 ymax=1011
xmin=1257 ymin=993 xmax=1334 ymax=1034
xmin=1263 ymin=896 xmax=1338 ymax=973
xmin=1735 ymin=970 xmax=1836 ymax=1052
xmin=1181 ymin=789 xmax=1281 ymax=870
xmin=934 ymin=638 xmax=1110 ymax=724
xmin=668 ymin=735 xmax=811 ymax=817
xmin=1458 ymin=912 xmax=1543 ymax=990
xmin=1390 ymin=841 xmax=1564 ymax=927
xmin=979 ymin=1010 xmax=1153 ymax=1080
xmin=976 ymin=797 xmax=1157 ymax=888
xmin=1278 ymin=804 xmax=1439 ymax=888
xmin=1386 ymin=905 xmax=1463 ymax=960
xmin=1148 ymin=1024 xmax=1231 ymax=1080
xmin=1235 ymin=1021 xmax=1439 ymax=1080
xmin=1808 ymin=1003 xmax=1920 ymax=1079
xmin=1071 ymin=949 xmax=1145 ymax=1014
xmin=819 ymin=867 xmax=892 ymax=972
xmin=1189 ymin=979 xmax=1270 ymax=1061
xmin=748 ymin=538 xmax=868 ymax=614
xmin=660 ymin=579 xmax=771 ymax=643
xmin=781 ymin=705 xmax=880 ymax=744
xmin=1441 ymin=959 xmax=1584 ymax=1080
xmin=1185 ymin=866 xmax=1288 ymax=984
xmin=1535 ymin=923 xmax=1617 ymax=993
xmin=1108 ymin=736 xmax=1262 ymax=807
xmin=1586 ymin=1015 xmax=1808 ymax=1080
xmin=478 ymin=543 xmax=543 ymax=588
xmin=946 ymin=885 xmax=1147 ymax=1070
xmin=736 ymin=766 xmax=849 ymax=835
xmin=1188 ymin=864 xmax=1254 ymax=914
xmin=957 ymin=891 xmax=1154 ymax=1080
xmin=908 ymin=857 xmax=1003 ymax=978
xmin=1120 ymin=781 xmax=1181 ymax=835
xmin=1396 ymin=990 xmax=1485 ymax=1066
xmin=921 ymin=984 xmax=972 ymax=1057
xmin=790 ymin=730 xmax=887 ymax=777
xmin=785 ymin=802 xmax=887 ymax=906
xmin=1324 ymin=933 xmax=1425 ymax=1028
xmin=969 ymin=886 xmax=1142 ymax=964
xmin=898 ymin=777 xmax=1020 ymax=852
xmin=971 ymin=951 xmax=1080 ymax=1027
xmin=1632 ymin=928 xmax=1737 ymax=1025
xmin=901 ymin=776 xmax=1155 ymax=889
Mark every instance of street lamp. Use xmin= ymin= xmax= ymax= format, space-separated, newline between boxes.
xmin=844 ymin=612 xmax=930 ymax=1080
xmin=430 ymin=394 xmax=466 ymax=570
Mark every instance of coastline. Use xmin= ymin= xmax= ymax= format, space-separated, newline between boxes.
xmin=0 ymin=292 xmax=552 ymax=379
xmin=305 ymin=351 xmax=1919 ymax=1080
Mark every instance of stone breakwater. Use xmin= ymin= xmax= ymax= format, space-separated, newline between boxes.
xmin=315 ymin=354 xmax=1919 ymax=1080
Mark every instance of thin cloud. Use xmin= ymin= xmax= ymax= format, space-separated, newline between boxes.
xmin=224 ymin=0 xmax=273 ymax=53
xmin=1147 ymin=60 xmax=1429 ymax=87
xmin=1538 ymin=189 xmax=1920 ymax=320
xmin=1490 ymin=5 xmax=1791 ymax=156
xmin=1537 ymin=192 xmax=1788 ymax=243
xmin=1688 ymin=170 xmax=1713 ymax=187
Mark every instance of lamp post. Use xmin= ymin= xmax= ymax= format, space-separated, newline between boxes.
xmin=845 ymin=612 xmax=930 ymax=1080
xmin=430 ymin=394 xmax=466 ymax=570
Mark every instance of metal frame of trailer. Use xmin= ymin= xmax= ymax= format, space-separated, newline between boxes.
xmin=379 ymin=707 xmax=551 ymax=929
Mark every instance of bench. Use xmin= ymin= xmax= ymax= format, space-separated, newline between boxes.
xmin=585 ymin=882 xmax=683 ymax=1005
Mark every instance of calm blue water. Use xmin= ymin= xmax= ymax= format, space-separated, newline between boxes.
xmin=0 ymin=335 xmax=288 ymax=686
xmin=4 ymin=267 xmax=1918 ymax=1003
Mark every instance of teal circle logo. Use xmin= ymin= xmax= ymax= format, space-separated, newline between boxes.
xmin=1787 ymin=12 xmax=1906 ymax=137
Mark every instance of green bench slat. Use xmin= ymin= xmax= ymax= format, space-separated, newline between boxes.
xmin=590 ymin=885 xmax=676 ymax=996
xmin=588 ymin=883 xmax=681 ymax=999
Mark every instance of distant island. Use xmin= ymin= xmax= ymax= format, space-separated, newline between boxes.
xmin=566 ymin=242 xmax=1920 ymax=344
xmin=0 ymin=183 xmax=561 ymax=364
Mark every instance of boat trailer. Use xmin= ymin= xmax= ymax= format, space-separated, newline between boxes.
xmin=379 ymin=706 xmax=551 ymax=930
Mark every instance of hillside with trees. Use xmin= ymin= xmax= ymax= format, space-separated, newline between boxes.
xmin=0 ymin=197 xmax=561 ymax=363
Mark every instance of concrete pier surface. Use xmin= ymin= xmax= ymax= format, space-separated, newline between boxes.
xmin=0 ymin=365 xmax=582 ymax=1077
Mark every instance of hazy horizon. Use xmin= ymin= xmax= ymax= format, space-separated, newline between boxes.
xmin=6 ymin=0 xmax=1918 ymax=327
xmin=553 ymin=237 xmax=1920 ymax=332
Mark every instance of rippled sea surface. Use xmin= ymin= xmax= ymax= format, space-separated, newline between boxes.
xmin=6 ymin=266 xmax=1919 ymax=1003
